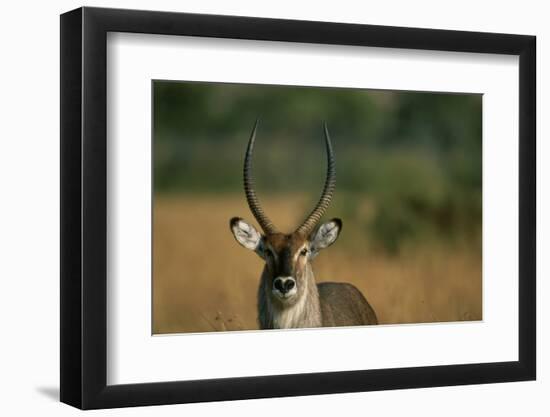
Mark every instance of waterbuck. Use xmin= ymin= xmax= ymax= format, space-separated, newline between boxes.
xmin=229 ymin=121 xmax=378 ymax=329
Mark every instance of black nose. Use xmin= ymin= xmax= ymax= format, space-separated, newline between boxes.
xmin=274 ymin=278 xmax=295 ymax=294
xmin=284 ymin=280 xmax=295 ymax=292
xmin=274 ymin=279 xmax=285 ymax=293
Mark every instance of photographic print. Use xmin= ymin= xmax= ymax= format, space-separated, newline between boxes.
xmin=152 ymin=81 xmax=482 ymax=334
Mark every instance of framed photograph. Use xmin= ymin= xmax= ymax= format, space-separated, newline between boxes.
xmin=60 ymin=6 xmax=536 ymax=409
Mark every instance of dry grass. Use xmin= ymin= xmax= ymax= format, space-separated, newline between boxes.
xmin=153 ymin=195 xmax=482 ymax=334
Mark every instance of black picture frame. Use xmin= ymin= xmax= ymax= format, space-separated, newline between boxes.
xmin=60 ymin=6 xmax=536 ymax=410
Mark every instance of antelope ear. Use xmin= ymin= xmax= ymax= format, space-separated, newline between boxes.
xmin=230 ymin=217 xmax=262 ymax=251
xmin=309 ymin=218 xmax=342 ymax=257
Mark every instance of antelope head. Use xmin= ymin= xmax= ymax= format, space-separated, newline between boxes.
xmin=230 ymin=121 xmax=342 ymax=306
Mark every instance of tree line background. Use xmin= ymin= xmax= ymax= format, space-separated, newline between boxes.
xmin=153 ymin=81 xmax=481 ymax=253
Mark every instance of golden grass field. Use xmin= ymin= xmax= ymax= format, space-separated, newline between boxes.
xmin=153 ymin=195 xmax=482 ymax=334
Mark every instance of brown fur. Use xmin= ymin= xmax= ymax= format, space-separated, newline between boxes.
xmin=257 ymin=231 xmax=378 ymax=329
xmin=318 ymin=282 xmax=378 ymax=326
xmin=230 ymin=217 xmax=377 ymax=329
xmin=261 ymin=233 xmax=308 ymax=280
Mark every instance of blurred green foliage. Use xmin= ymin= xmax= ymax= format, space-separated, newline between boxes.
xmin=154 ymin=81 xmax=481 ymax=253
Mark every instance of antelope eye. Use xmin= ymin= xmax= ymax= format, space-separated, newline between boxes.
xmin=300 ymin=248 xmax=308 ymax=256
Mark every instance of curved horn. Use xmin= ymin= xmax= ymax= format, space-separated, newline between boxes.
xmin=243 ymin=120 xmax=278 ymax=234
xmin=296 ymin=123 xmax=336 ymax=236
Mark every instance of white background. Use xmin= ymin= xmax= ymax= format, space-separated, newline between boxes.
xmin=108 ymin=34 xmax=519 ymax=384
xmin=0 ymin=0 xmax=546 ymax=416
